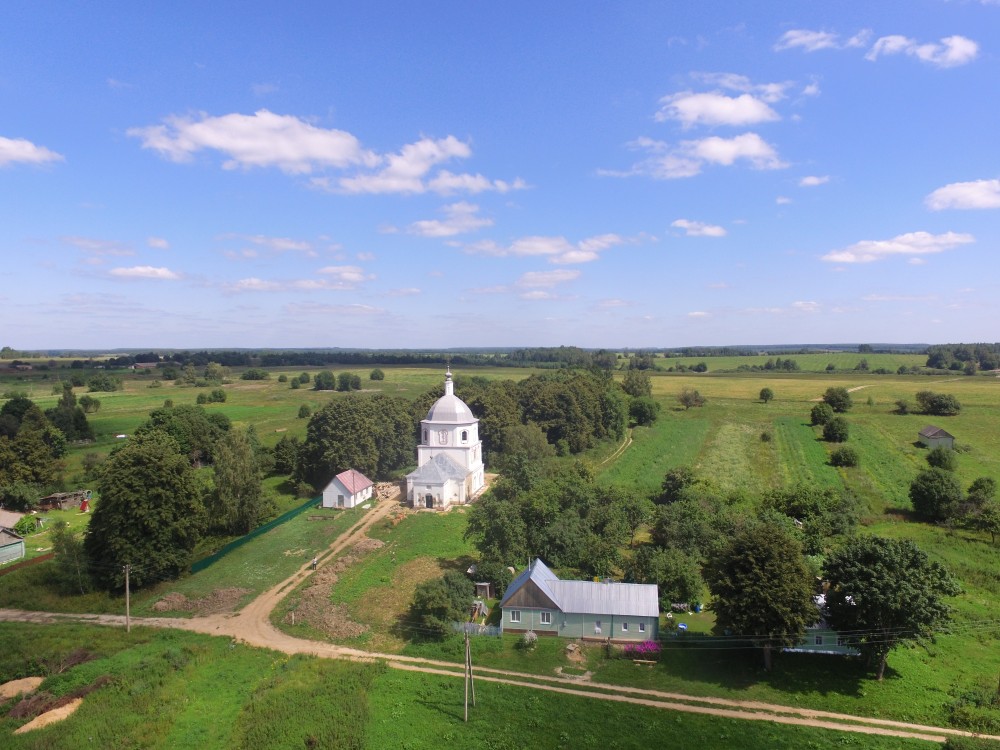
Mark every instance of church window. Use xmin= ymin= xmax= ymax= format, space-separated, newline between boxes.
xmin=422 ymin=429 xmax=428 ymax=443
xmin=461 ymin=430 xmax=468 ymax=442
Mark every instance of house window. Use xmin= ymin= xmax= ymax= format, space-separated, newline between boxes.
xmin=638 ymin=622 xmax=645 ymax=633
xmin=837 ymin=637 xmax=847 ymax=647
xmin=622 ymin=622 xmax=629 ymax=632
xmin=510 ymin=610 xmax=521 ymax=623
xmin=540 ymin=611 xmax=551 ymax=625
xmin=815 ymin=636 xmax=823 ymax=645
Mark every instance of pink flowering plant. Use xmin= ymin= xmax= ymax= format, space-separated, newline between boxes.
xmin=621 ymin=641 xmax=662 ymax=659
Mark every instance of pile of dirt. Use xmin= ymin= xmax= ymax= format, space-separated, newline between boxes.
xmin=8 ymin=675 xmax=112 ymax=721
xmin=0 ymin=677 xmax=44 ymax=701
xmin=151 ymin=587 xmax=251 ymax=615
xmin=375 ymin=482 xmax=401 ymax=501
xmin=284 ymin=538 xmax=385 ymax=639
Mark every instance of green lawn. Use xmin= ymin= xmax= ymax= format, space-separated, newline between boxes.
xmin=0 ymin=623 xmax=937 ymax=749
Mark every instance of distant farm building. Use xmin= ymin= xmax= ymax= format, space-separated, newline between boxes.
xmin=0 ymin=528 xmax=25 ymax=564
xmin=918 ymin=425 xmax=955 ymax=450
xmin=500 ymin=559 xmax=659 ymax=641
xmin=38 ymin=490 xmax=91 ymax=511
xmin=322 ymin=469 xmax=374 ymax=509
xmin=0 ymin=509 xmax=25 ymax=531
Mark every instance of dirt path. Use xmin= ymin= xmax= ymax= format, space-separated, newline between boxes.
xmin=3 ymin=488 xmax=997 ymax=745
xmin=600 ymin=429 xmax=633 ymax=465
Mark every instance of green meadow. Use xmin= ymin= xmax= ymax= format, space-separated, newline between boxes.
xmin=0 ymin=623 xmax=936 ymax=750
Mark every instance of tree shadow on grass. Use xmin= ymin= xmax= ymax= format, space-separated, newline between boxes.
xmin=653 ymin=641 xmax=874 ymax=698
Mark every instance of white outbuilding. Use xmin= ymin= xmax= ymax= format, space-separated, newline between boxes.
xmin=322 ymin=469 xmax=374 ymax=509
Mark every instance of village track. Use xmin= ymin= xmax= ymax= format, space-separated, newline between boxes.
xmin=3 ymin=491 xmax=998 ymax=745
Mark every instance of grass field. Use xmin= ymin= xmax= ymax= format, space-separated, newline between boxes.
xmin=0 ymin=623 xmax=937 ymax=749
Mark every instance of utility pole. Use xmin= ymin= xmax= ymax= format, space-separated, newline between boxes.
xmin=463 ymin=628 xmax=476 ymax=721
xmin=124 ymin=563 xmax=131 ymax=633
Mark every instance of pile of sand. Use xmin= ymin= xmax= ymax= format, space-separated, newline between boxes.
xmin=151 ymin=587 xmax=251 ymax=615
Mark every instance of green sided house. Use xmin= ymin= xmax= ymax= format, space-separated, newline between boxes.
xmin=500 ymin=559 xmax=659 ymax=641
xmin=783 ymin=594 xmax=859 ymax=657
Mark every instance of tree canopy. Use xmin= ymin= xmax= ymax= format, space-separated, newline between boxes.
xmin=822 ymin=387 xmax=853 ymax=413
xmin=916 ymin=390 xmax=961 ymax=416
xmin=706 ymin=520 xmax=816 ymax=670
xmin=910 ymin=468 xmax=963 ymax=521
xmin=295 ymin=394 xmax=414 ymax=489
xmin=823 ymin=535 xmax=960 ymax=680
xmin=84 ymin=430 xmax=204 ymax=591
xmin=408 ymin=570 xmax=473 ymax=639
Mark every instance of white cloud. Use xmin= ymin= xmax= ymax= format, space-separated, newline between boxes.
xmin=792 ymin=300 xmax=820 ymax=312
xmin=692 ymin=73 xmax=791 ymax=103
xmin=776 ymin=195 xmax=792 ymax=205
xmin=925 ymin=179 xmax=1000 ymax=210
xmin=671 ymin=219 xmax=727 ymax=237
xmin=386 ymin=287 xmax=421 ymax=297
xmin=147 ymin=237 xmax=170 ymax=250
xmin=774 ymin=28 xmax=871 ymax=53
xmin=337 ymin=135 xmax=469 ymax=194
xmin=284 ymin=302 xmax=384 ymax=316
xmin=62 ymin=236 xmax=133 ymax=256
xmin=821 ymin=230 xmax=974 ymax=263
xmin=519 ymin=290 xmax=558 ymax=300
xmin=799 ymin=175 xmax=829 ymax=187
xmin=612 ymin=132 xmax=786 ymax=180
xmin=465 ymin=233 xmax=626 ymax=264
xmin=317 ymin=265 xmax=374 ymax=284
xmin=597 ymin=299 xmax=630 ymax=309
xmin=109 ymin=265 xmax=181 ymax=280
xmin=687 ymin=311 xmax=710 ymax=318
xmin=228 ymin=277 xmax=282 ymax=292
xmin=866 ymin=35 xmax=978 ymax=68
xmin=427 ymin=171 xmax=527 ymax=195
xmin=408 ymin=202 xmax=493 ymax=237
xmin=655 ymin=92 xmax=780 ymax=127
xmin=226 ymin=234 xmax=316 ymax=257
xmin=515 ymin=269 xmax=581 ymax=288
xmin=0 ymin=136 xmax=64 ymax=167
xmin=251 ymin=82 xmax=279 ymax=96
xmin=774 ymin=29 xmax=840 ymax=52
xmin=128 ymin=110 xmax=377 ymax=174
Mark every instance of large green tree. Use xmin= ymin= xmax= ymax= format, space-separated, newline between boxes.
xmin=212 ymin=426 xmax=269 ymax=534
xmin=295 ymin=394 xmax=414 ymax=489
xmin=706 ymin=521 xmax=816 ymax=670
xmin=135 ymin=404 xmax=230 ymax=466
xmin=408 ymin=570 xmax=474 ymax=640
xmin=822 ymin=387 xmax=853 ymax=413
xmin=910 ymin=468 xmax=963 ymax=521
xmin=823 ymin=535 xmax=960 ymax=680
xmin=84 ymin=430 xmax=204 ymax=591
xmin=621 ymin=368 xmax=652 ymax=398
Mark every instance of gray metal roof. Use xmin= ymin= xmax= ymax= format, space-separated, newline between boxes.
xmin=406 ymin=453 xmax=468 ymax=483
xmin=500 ymin=558 xmax=659 ymax=617
xmin=919 ymin=425 xmax=954 ymax=439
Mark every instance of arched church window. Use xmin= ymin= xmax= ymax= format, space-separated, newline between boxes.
xmin=422 ymin=429 xmax=428 ymax=443
xmin=461 ymin=430 xmax=468 ymax=442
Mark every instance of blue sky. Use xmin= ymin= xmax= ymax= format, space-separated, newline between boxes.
xmin=2 ymin=1 xmax=998 ymax=350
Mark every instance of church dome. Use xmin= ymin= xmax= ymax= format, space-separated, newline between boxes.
xmin=425 ymin=368 xmax=476 ymax=423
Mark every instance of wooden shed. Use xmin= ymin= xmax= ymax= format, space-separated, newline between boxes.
xmin=918 ymin=425 xmax=954 ymax=450
xmin=0 ymin=529 xmax=25 ymax=565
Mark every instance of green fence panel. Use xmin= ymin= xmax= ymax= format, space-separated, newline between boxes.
xmin=190 ymin=496 xmax=318 ymax=574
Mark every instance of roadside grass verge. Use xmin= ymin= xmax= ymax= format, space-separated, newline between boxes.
xmin=367 ymin=664 xmax=935 ymax=749
xmin=0 ymin=624 xmax=375 ymax=750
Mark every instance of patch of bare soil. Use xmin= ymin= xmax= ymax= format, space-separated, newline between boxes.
xmin=0 ymin=676 xmax=44 ymax=701
xmin=13 ymin=697 xmax=83 ymax=733
xmin=283 ymin=539 xmax=385 ymax=639
xmin=151 ymin=587 xmax=251 ymax=615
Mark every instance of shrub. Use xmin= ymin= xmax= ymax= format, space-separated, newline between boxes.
xmin=677 ymin=388 xmax=705 ymax=409
xmin=926 ymin=446 xmax=958 ymax=471
xmin=823 ymin=416 xmax=849 ymax=443
xmin=621 ymin=641 xmax=662 ymax=660
xmin=810 ymin=402 xmax=834 ymax=426
xmin=759 ymin=387 xmax=774 ymax=404
xmin=240 ymin=368 xmax=270 ymax=381
xmin=822 ymin=387 xmax=852 ymax=413
xmin=910 ymin=468 xmax=963 ymax=521
xmin=894 ymin=399 xmax=909 ymax=415
xmin=916 ymin=390 xmax=961 ymax=416
xmin=298 ymin=404 xmax=311 ymax=419
xmin=830 ymin=446 xmax=859 ymax=467
xmin=760 ymin=431 xmax=772 ymax=443
xmin=518 ymin=630 xmax=538 ymax=652
xmin=370 ymin=368 xmax=385 ymax=381
xmin=629 ymin=396 xmax=660 ymax=426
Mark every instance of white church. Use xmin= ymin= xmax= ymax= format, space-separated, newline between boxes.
xmin=405 ymin=368 xmax=486 ymax=509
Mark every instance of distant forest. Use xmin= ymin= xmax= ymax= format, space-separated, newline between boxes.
xmin=4 ymin=343 xmax=999 ymax=372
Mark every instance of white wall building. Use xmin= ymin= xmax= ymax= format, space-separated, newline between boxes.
xmin=406 ymin=368 xmax=485 ymax=509
xmin=322 ymin=469 xmax=374 ymax=509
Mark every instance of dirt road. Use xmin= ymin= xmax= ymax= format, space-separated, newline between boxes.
xmin=3 ymin=491 xmax=998 ymax=745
